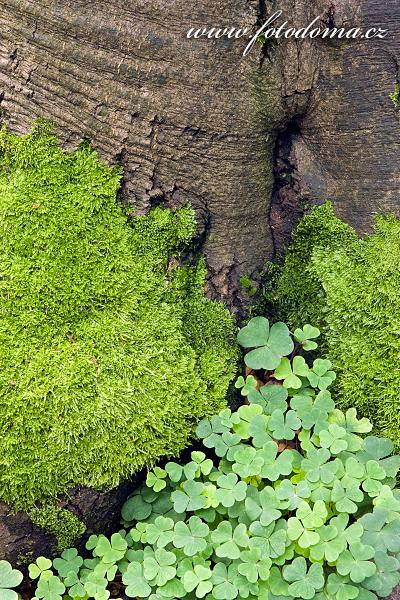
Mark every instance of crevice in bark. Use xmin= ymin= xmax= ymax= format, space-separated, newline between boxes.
xmin=389 ymin=51 xmax=400 ymax=93
xmin=256 ymin=0 xmax=278 ymax=66
xmin=269 ymin=117 xmax=308 ymax=259
xmin=114 ymin=147 xmax=131 ymax=205
xmin=321 ymin=3 xmax=336 ymax=29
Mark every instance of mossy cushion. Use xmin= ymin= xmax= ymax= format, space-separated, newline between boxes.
xmin=265 ymin=202 xmax=400 ymax=450
xmin=262 ymin=202 xmax=357 ymax=340
xmin=313 ymin=215 xmax=400 ymax=447
xmin=0 ymin=123 xmax=237 ymax=510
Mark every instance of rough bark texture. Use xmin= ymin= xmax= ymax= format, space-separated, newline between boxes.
xmin=278 ymin=0 xmax=400 ymax=252
xmin=1 ymin=0 xmax=400 ymax=568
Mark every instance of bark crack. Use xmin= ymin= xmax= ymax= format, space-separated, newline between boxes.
xmin=269 ymin=117 xmax=308 ymax=259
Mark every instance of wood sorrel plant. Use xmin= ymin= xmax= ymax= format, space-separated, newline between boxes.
xmin=24 ymin=318 xmax=400 ymax=600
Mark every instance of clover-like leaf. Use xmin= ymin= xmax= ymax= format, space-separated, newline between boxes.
xmin=146 ymin=467 xmax=167 ymax=492
xmin=331 ymin=480 xmax=364 ymax=513
xmin=337 ymin=542 xmax=376 ymax=583
xmin=249 ymin=521 xmax=287 ymax=559
xmin=0 ymin=561 xmax=23 ymax=600
xmin=232 ymin=445 xmax=264 ymax=478
xmin=238 ymin=548 xmax=271 ymax=583
xmin=250 ymin=384 xmax=288 ymax=414
xmin=211 ymin=564 xmax=238 ymax=600
xmin=325 ymin=513 xmax=364 ymax=558
xmin=173 ymin=516 xmax=209 ymax=556
xmin=164 ymin=461 xmax=183 ymax=483
xmin=268 ymin=409 xmax=301 ymax=441
xmin=143 ymin=549 xmax=176 ymax=587
xmin=248 ymin=414 xmax=273 ymax=448
xmin=62 ymin=571 xmax=86 ymax=600
xmin=196 ymin=415 xmax=230 ymax=456
xmin=275 ymin=479 xmax=311 ymax=510
xmin=309 ymin=523 xmax=342 ymax=563
xmin=184 ymin=451 xmax=213 ymax=479
xmin=326 ymin=574 xmax=359 ymax=600
xmin=341 ymin=456 xmax=366 ymax=488
xmin=145 ymin=516 xmax=175 ymax=548
xmin=302 ymin=448 xmax=338 ymax=484
xmin=287 ymin=500 xmax=327 ymax=549
xmin=307 ymin=359 xmax=336 ymax=390
xmin=287 ymin=516 xmax=320 ymax=548
xmin=211 ymin=521 xmax=249 ymax=560
xmin=373 ymin=485 xmax=400 ymax=516
xmin=245 ymin=486 xmax=282 ymax=527
xmin=362 ymin=461 xmax=386 ymax=496
xmin=291 ymin=390 xmax=334 ymax=432
xmin=171 ymin=480 xmax=206 ymax=514
xmin=94 ymin=533 xmax=128 ymax=564
xmin=29 ymin=557 xmax=53 ymax=580
xmin=232 ymin=404 xmax=263 ymax=441
xmin=122 ymin=562 xmax=152 ymax=598
xmin=361 ymin=507 xmax=400 ymax=553
xmin=237 ymin=318 xmax=294 ymax=370
xmin=215 ymin=473 xmax=247 ymax=507
xmin=362 ymin=551 xmax=400 ymax=597
xmin=319 ymin=424 xmax=348 ymax=454
xmin=235 ymin=375 xmax=258 ymax=397
xmin=297 ymin=499 xmax=328 ymax=529
xmin=35 ymin=575 xmax=66 ymax=600
xmin=53 ymin=549 xmax=83 ymax=577
xmin=283 ymin=557 xmax=324 ymax=599
xmin=258 ymin=441 xmax=294 ymax=481
xmin=230 ymin=565 xmax=259 ymax=599
xmin=274 ymin=356 xmax=309 ymax=390
xmin=182 ymin=564 xmax=212 ymax=598
xmin=294 ymin=324 xmax=320 ymax=351
xmin=121 ymin=488 xmax=156 ymax=523
xmin=155 ymin=578 xmax=185 ymax=599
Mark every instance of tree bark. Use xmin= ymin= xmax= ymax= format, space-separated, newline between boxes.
xmin=1 ymin=0 xmax=400 ymax=565
xmin=271 ymin=0 xmax=400 ymax=256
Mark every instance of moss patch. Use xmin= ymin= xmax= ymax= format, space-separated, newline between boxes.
xmin=313 ymin=215 xmax=400 ymax=447
xmin=29 ymin=506 xmax=86 ymax=551
xmin=262 ymin=202 xmax=357 ymax=346
xmin=265 ymin=202 xmax=400 ymax=450
xmin=0 ymin=123 xmax=237 ymax=511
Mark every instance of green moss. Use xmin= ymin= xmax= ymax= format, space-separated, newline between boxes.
xmin=262 ymin=203 xmax=357 ymax=343
xmin=266 ymin=202 xmax=400 ymax=450
xmin=390 ymin=82 xmax=400 ymax=108
xmin=16 ymin=552 xmax=35 ymax=568
xmin=29 ymin=506 xmax=86 ymax=551
xmin=0 ymin=123 xmax=237 ymax=511
xmin=313 ymin=215 xmax=400 ymax=448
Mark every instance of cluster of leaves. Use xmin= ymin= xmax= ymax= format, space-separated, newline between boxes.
xmin=0 ymin=123 xmax=236 ymax=517
xmin=24 ymin=319 xmax=400 ymax=600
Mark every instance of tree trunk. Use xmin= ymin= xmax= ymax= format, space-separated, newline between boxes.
xmin=1 ymin=0 xmax=399 ymax=564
